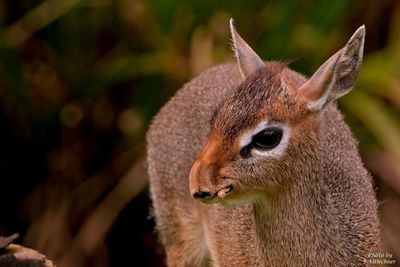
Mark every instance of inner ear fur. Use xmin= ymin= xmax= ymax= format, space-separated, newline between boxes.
xmin=299 ymin=25 xmax=366 ymax=112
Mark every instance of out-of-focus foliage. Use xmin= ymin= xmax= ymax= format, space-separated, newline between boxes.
xmin=0 ymin=0 xmax=399 ymax=266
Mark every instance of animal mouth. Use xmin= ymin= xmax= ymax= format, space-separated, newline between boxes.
xmin=217 ymin=184 xmax=233 ymax=198
xmin=193 ymin=184 xmax=233 ymax=203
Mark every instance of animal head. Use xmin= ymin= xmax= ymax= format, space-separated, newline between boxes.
xmin=189 ymin=19 xmax=365 ymax=203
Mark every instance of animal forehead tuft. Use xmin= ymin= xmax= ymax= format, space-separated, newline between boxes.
xmin=212 ymin=62 xmax=291 ymax=144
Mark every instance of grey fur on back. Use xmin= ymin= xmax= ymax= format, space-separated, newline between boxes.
xmin=148 ymin=63 xmax=240 ymax=203
xmin=147 ymin=63 xmax=240 ymax=258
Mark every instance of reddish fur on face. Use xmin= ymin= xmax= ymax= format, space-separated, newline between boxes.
xmin=189 ymin=62 xmax=316 ymax=198
xmin=189 ymin=135 xmax=237 ymax=196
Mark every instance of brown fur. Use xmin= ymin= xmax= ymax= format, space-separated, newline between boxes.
xmin=147 ymin=26 xmax=381 ymax=266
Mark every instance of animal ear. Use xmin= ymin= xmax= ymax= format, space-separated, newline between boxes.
xmin=230 ymin=19 xmax=264 ymax=79
xmin=298 ymin=25 xmax=365 ymax=111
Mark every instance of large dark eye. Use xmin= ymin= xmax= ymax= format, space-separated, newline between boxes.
xmin=252 ymin=127 xmax=283 ymax=149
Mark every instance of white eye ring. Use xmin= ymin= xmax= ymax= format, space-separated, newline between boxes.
xmin=239 ymin=121 xmax=291 ymax=158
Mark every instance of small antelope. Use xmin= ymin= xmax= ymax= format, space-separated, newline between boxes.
xmin=147 ymin=20 xmax=381 ymax=266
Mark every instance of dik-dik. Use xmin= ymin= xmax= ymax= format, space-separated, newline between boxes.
xmin=147 ymin=20 xmax=381 ymax=266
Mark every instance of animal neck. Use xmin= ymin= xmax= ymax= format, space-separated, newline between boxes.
xmin=252 ymin=167 xmax=334 ymax=265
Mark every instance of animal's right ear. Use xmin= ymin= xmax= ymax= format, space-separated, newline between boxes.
xmin=298 ymin=25 xmax=366 ymax=112
xmin=230 ymin=19 xmax=264 ymax=79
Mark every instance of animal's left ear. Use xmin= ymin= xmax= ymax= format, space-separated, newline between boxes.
xmin=298 ymin=25 xmax=365 ymax=111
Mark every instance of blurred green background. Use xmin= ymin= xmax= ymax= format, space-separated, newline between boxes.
xmin=0 ymin=0 xmax=399 ymax=266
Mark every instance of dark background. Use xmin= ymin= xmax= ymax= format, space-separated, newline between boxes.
xmin=0 ymin=0 xmax=400 ymax=266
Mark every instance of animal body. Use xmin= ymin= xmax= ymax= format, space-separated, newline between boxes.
xmin=147 ymin=19 xmax=381 ymax=266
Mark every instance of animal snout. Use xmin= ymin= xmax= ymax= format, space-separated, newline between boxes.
xmin=189 ymin=160 xmax=233 ymax=201
xmin=193 ymin=190 xmax=213 ymax=200
xmin=192 ymin=184 xmax=233 ymax=201
xmin=189 ymin=160 xmax=215 ymax=198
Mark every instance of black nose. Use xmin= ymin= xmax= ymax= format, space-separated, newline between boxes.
xmin=193 ymin=191 xmax=212 ymax=200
